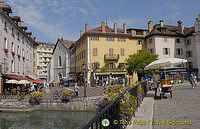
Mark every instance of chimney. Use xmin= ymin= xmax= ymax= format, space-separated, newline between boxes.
xmin=123 ymin=23 xmax=127 ymax=34
xmin=18 ymin=20 xmax=22 ymax=27
xmin=160 ymin=20 xmax=164 ymax=27
xmin=148 ymin=21 xmax=153 ymax=32
xmin=85 ymin=23 xmax=88 ymax=32
xmin=0 ymin=1 xmax=4 ymax=7
xmin=142 ymin=31 xmax=146 ymax=36
xmin=178 ymin=21 xmax=184 ymax=34
xmin=114 ymin=23 xmax=117 ymax=33
xmin=33 ymin=37 xmax=36 ymax=41
xmin=131 ymin=30 xmax=136 ymax=35
xmin=101 ymin=21 xmax=105 ymax=33
xmin=80 ymin=30 xmax=83 ymax=36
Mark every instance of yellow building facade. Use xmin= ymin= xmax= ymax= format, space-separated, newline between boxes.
xmin=76 ymin=22 xmax=148 ymax=86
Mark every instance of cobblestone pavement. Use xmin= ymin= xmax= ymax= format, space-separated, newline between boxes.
xmin=153 ymin=82 xmax=200 ymax=129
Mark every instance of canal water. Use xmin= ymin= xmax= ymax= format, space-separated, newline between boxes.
xmin=0 ymin=111 xmax=95 ymax=129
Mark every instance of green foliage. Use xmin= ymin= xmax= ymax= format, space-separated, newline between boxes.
xmin=126 ymin=50 xmax=157 ymax=74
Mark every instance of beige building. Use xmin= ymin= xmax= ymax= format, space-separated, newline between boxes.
xmin=75 ymin=22 xmax=147 ymax=86
xmin=0 ymin=1 xmax=37 ymax=93
xmin=36 ymin=42 xmax=55 ymax=81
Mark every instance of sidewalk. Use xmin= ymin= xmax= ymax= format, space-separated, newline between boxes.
xmin=127 ymin=91 xmax=154 ymax=129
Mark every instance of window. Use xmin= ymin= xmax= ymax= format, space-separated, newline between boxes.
xmin=107 ymin=37 xmax=114 ymax=41
xmin=4 ymin=22 xmax=7 ymax=31
xmin=148 ymin=49 xmax=153 ymax=53
xmin=17 ymin=62 xmax=20 ymax=74
xmin=83 ymin=50 xmax=85 ymax=58
xmin=27 ymin=52 xmax=28 ymax=60
xmin=93 ymin=48 xmax=97 ymax=56
xmin=175 ymin=38 xmax=180 ymax=43
xmin=17 ymin=46 xmax=19 ymax=55
xmin=137 ymin=40 xmax=143 ymax=45
xmin=4 ymin=37 xmax=8 ymax=49
xmin=17 ymin=33 xmax=20 ymax=40
xmin=12 ymin=28 xmax=14 ymax=36
xmin=11 ymin=60 xmax=15 ymax=73
xmin=59 ymin=56 xmax=62 ymax=66
xmin=164 ymin=37 xmax=167 ymax=42
xmin=22 ymin=49 xmax=24 ymax=57
xmin=120 ymin=48 xmax=125 ymax=56
xmin=163 ymin=48 xmax=170 ymax=55
xmin=176 ymin=48 xmax=183 ymax=55
xmin=91 ymin=36 xmax=99 ymax=41
xmin=39 ymin=53 xmax=42 ymax=55
xmin=149 ymin=38 xmax=152 ymax=44
xmin=109 ymin=48 xmax=113 ymax=56
xmin=186 ymin=39 xmax=191 ymax=46
xmin=11 ymin=42 xmax=15 ymax=52
xmin=186 ymin=51 xmax=193 ymax=58
xmin=22 ymin=37 xmax=24 ymax=43
xmin=187 ymin=62 xmax=193 ymax=69
xmin=118 ymin=38 xmax=125 ymax=42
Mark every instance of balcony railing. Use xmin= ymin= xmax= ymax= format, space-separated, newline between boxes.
xmin=104 ymin=54 xmax=119 ymax=61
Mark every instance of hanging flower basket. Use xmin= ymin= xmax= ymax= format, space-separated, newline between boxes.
xmin=3 ymin=48 xmax=9 ymax=53
xmin=18 ymin=54 xmax=21 ymax=58
xmin=12 ymin=52 xmax=15 ymax=56
xmin=22 ymin=57 xmax=25 ymax=60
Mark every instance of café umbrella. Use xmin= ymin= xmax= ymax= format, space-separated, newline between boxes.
xmin=17 ymin=80 xmax=30 ymax=84
xmin=144 ymin=58 xmax=187 ymax=70
xmin=6 ymin=79 xmax=18 ymax=84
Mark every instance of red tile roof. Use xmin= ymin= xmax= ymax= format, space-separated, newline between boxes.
xmin=147 ymin=24 xmax=194 ymax=37
xmin=87 ymin=26 xmax=125 ymax=34
xmin=61 ymin=39 xmax=75 ymax=50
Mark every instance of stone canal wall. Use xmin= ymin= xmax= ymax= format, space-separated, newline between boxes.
xmin=0 ymin=96 xmax=101 ymax=113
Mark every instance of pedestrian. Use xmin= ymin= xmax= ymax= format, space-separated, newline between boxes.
xmin=4 ymin=89 xmax=7 ymax=99
xmin=193 ymin=74 xmax=198 ymax=89
xmin=74 ymin=83 xmax=79 ymax=97
xmin=153 ymin=70 xmax=160 ymax=98
xmin=189 ymin=74 xmax=195 ymax=89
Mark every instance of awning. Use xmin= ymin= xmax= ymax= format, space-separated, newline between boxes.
xmin=32 ymin=79 xmax=45 ymax=83
xmin=69 ymin=72 xmax=81 ymax=78
xmin=5 ymin=74 xmax=33 ymax=82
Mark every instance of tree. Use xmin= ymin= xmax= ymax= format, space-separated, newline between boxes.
xmin=126 ymin=50 xmax=158 ymax=81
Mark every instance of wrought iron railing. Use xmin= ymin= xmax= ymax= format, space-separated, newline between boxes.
xmin=82 ymin=81 xmax=148 ymax=129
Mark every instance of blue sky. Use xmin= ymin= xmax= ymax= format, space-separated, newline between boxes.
xmin=4 ymin=0 xmax=200 ymax=43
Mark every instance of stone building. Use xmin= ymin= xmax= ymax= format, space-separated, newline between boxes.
xmin=36 ymin=42 xmax=55 ymax=81
xmin=47 ymin=38 xmax=74 ymax=83
xmin=0 ymin=1 xmax=37 ymax=93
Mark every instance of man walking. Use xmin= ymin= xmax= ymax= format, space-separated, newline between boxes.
xmin=153 ymin=70 xmax=160 ymax=98
xmin=74 ymin=83 xmax=79 ymax=97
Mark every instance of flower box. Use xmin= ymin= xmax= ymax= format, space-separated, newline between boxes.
xmin=12 ymin=52 xmax=15 ymax=56
xmin=22 ymin=57 xmax=25 ymax=60
xmin=18 ymin=54 xmax=21 ymax=58
xmin=3 ymin=48 xmax=9 ymax=53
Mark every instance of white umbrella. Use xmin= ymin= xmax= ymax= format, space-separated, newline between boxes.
xmin=6 ymin=79 xmax=18 ymax=84
xmin=145 ymin=58 xmax=187 ymax=70
xmin=17 ymin=80 xmax=30 ymax=84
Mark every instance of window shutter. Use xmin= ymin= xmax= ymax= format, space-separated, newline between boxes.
xmin=176 ymin=49 xmax=178 ymax=55
xmin=168 ymin=48 xmax=170 ymax=54
xmin=163 ymin=48 xmax=165 ymax=55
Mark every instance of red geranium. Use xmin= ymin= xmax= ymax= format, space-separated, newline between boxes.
xmin=12 ymin=52 xmax=15 ymax=56
xmin=18 ymin=54 xmax=21 ymax=58
xmin=4 ymin=48 xmax=9 ymax=53
xmin=22 ymin=57 xmax=25 ymax=60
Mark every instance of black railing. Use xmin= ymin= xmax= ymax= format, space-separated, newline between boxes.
xmin=82 ymin=81 xmax=148 ymax=129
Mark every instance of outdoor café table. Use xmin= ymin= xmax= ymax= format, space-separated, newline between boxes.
xmin=160 ymin=85 xmax=173 ymax=99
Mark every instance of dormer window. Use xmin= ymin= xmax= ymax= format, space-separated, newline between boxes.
xmin=107 ymin=37 xmax=114 ymax=41
xmin=137 ymin=40 xmax=143 ymax=45
xmin=91 ymin=36 xmax=99 ymax=41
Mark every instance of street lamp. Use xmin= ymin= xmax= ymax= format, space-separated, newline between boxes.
xmin=82 ymin=61 xmax=87 ymax=97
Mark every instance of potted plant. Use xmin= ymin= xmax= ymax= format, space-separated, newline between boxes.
xmin=29 ymin=92 xmax=44 ymax=105
xmin=22 ymin=57 xmax=25 ymax=60
xmin=18 ymin=54 xmax=21 ymax=58
xmin=12 ymin=52 xmax=15 ymax=56
xmin=60 ymin=89 xmax=75 ymax=103
xmin=3 ymin=48 xmax=9 ymax=53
